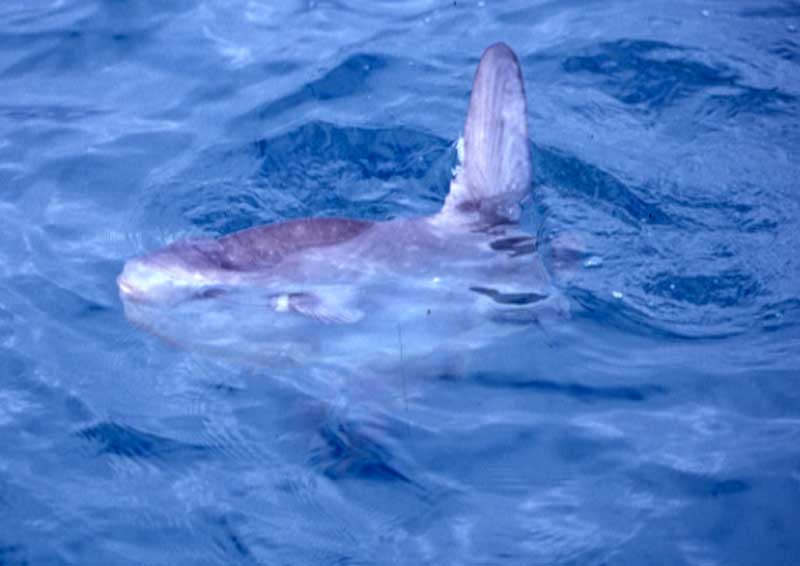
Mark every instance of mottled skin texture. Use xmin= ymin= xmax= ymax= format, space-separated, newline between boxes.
xmin=118 ymin=43 xmax=568 ymax=369
xmin=121 ymin=216 xmax=551 ymax=304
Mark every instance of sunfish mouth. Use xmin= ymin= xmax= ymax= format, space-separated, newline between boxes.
xmin=117 ymin=271 xmax=153 ymax=304
xmin=117 ymin=278 xmax=141 ymax=301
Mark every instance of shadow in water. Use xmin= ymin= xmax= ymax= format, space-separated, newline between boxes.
xmin=0 ymin=544 xmax=26 ymax=566
xmin=77 ymin=422 xmax=209 ymax=461
xmin=469 ymin=372 xmax=667 ymax=403
xmin=203 ymin=513 xmax=257 ymax=564
xmin=631 ymin=464 xmax=751 ymax=499
xmin=533 ymin=144 xmax=671 ymax=227
xmin=165 ymin=121 xmax=452 ymax=235
xmin=569 ymin=287 xmax=741 ymax=341
xmin=253 ymin=121 xmax=451 ymax=185
xmin=309 ymin=418 xmax=412 ymax=484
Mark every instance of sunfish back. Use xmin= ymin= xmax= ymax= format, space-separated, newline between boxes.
xmin=441 ymin=42 xmax=531 ymax=226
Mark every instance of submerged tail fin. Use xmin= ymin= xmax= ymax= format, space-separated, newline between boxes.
xmin=442 ymin=43 xmax=531 ymax=225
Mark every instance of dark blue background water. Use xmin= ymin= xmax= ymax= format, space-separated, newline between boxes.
xmin=1 ymin=1 xmax=799 ymax=564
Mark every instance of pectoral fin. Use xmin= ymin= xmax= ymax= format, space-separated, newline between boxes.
xmin=273 ymin=291 xmax=363 ymax=325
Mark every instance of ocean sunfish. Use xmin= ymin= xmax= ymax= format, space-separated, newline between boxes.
xmin=118 ymin=43 xmax=568 ymax=369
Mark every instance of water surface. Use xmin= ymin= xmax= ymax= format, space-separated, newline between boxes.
xmin=1 ymin=1 xmax=799 ymax=564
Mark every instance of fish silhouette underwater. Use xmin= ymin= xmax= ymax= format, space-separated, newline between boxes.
xmin=118 ymin=43 xmax=570 ymax=376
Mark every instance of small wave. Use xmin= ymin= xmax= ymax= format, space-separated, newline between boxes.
xmin=643 ymin=271 xmax=762 ymax=309
xmin=231 ymin=53 xmax=393 ymax=129
xmin=309 ymin=417 xmax=413 ymax=483
xmin=561 ymin=38 xmax=797 ymax=119
xmin=144 ymin=121 xmax=451 ymax=235
xmin=534 ymin=144 xmax=671 ymax=227
xmin=77 ymin=421 xmax=209 ymax=461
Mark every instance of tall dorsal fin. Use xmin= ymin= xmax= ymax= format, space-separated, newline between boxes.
xmin=441 ymin=43 xmax=531 ymax=226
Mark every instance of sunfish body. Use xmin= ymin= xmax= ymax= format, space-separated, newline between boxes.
xmin=118 ymin=43 xmax=567 ymax=369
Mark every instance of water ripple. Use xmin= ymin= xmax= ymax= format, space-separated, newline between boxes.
xmin=561 ymin=38 xmax=797 ymax=116
xmin=77 ymin=421 xmax=209 ymax=461
xmin=145 ymin=121 xmax=451 ymax=235
xmin=0 ymin=1 xmax=798 ymax=564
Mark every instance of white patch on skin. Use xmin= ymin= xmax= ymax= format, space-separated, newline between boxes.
xmin=273 ymin=294 xmax=290 ymax=312
xmin=119 ymin=259 xmax=224 ymax=300
xmin=164 ymin=268 xmax=218 ymax=290
xmin=456 ymin=136 xmax=465 ymax=164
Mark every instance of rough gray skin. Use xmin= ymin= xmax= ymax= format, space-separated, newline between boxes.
xmin=118 ymin=43 xmax=567 ymax=370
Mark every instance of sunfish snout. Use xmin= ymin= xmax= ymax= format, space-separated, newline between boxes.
xmin=117 ymin=258 xmax=172 ymax=304
xmin=117 ymin=255 xmax=220 ymax=305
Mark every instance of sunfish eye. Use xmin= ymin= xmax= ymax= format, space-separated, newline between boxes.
xmin=271 ymin=292 xmax=314 ymax=313
xmin=272 ymin=293 xmax=291 ymax=312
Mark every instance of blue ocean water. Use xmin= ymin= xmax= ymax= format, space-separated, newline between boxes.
xmin=1 ymin=0 xmax=799 ymax=564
